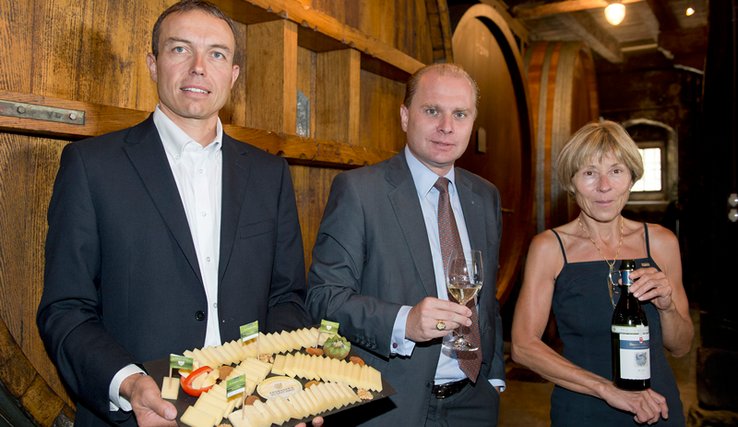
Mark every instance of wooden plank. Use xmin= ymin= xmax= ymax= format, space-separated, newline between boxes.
xmin=0 ymin=91 xmax=395 ymax=167
xmin=555 ymin=12 xmax=623 ymax=63
xmin=238 ymin=0 xmax=425 ymax=75
xmin=513 ymin=0 xmax=644 ymax=19
xmin=0 ymin=91 xmax=148 ymax=139
xmin=359 ymin=71 xmax=406 ymax=152
xmin=425 ymin=0 xmax=454 ymax=63
xmin=290 ymin=165 xmax=342 ymax=273
xmin=316 ymin=49 xmax=360 ymax=145
xmin=0 ymin=132 xmax=72 ymax=411
xmin=0 ymin=0 xmax=33 ymax=94
xmin=220 ymin=20 xmax=250 ymax=127
xmin=20 ymin=376 xmax=67 ymax=427
xmin=246 ymin=19 xmax=298 ymax=134
xmin=222 ymin=125 xmax=393 ymax=168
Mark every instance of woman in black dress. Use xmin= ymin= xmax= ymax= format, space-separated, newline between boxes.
xmin=511 ymin=120 xmax=693 ymax=425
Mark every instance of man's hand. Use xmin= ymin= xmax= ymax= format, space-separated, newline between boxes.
xmin=120 ymin=374 xmax=177 ymax=427
xmin=296 ymin=416 xmax=324 ymax=427
xmin=406 ymin=296 xmax=472 ymax=342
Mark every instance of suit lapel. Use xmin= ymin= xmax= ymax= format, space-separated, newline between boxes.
xmin=122 ymin=116 xmax=202 ymax=284
xmin=218 ymin=136 xmax=249 ymax=283
xmin=386 ymin=153 xmax=438 ymax=297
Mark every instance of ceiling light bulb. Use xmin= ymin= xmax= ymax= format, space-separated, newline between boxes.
xmin=604 ymin=2 xmax=626 ymax=26
xmin=686 ymin=7 xmax=695 ymax=16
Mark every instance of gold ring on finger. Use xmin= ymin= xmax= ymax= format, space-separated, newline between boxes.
xmin=435 ymin=320 xmax=446 ymax=331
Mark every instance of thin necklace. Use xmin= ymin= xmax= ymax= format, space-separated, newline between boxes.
xmin=578 ymin=215 xmax=624 ymax=307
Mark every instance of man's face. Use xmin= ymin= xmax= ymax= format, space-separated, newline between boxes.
xmin=400 ymin=71 xmax=476 ymax=176
xmin=147 ymin=9 xmax=239 ymax=128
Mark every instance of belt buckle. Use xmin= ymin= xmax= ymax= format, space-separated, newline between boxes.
xmin=432 ymin=379 xmax=467 ymax=399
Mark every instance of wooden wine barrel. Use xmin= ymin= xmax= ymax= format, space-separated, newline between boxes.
xmin=451 ymin=4 xmax=535 ymax=304
xmin=524 ymin=41 xmax=600 ymax=232
xmin=0 ymin=0 xmax=449 ymax=424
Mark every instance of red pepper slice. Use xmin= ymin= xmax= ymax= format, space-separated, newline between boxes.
xmin=180 ymin=366 xmax=214 ymax=397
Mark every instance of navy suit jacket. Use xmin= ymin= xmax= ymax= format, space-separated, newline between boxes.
xmin=307 ymin=151 xmax=504 ymax=425
xmin=37 ymin=116 xmax=311 ymax=426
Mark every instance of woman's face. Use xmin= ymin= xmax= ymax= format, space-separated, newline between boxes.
xmin=572 ymin=151 xmax=633 ymax=222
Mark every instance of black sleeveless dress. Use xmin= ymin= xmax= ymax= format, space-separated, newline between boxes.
xmin=549 ymin=224 xmax=685 ymax=426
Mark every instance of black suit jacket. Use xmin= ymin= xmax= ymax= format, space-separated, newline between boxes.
xmin=37 ymin=116 xmax=311 ymax=426
xmin=307 ymin=151 xmax=504 ymax=425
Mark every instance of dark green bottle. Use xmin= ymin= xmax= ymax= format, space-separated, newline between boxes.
xmin=611 ymin=259 xmax=650 ymax=390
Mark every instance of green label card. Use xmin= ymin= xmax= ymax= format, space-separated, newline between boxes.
xmin=226 ymin=374 xmax=246 ymax=398
xmin=169 ymin=354 xmax=193 ymax=371
xmin=320 ymin=319 xmax=339 ymax=336
xmin=240 ymin=320 xmax=259 ymax=342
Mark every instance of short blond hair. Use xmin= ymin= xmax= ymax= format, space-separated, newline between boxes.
xmin=556 ymin=120 xmax=644 ymax=194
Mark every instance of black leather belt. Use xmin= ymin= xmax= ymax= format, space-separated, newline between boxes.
xmin=431 ymin=379 xmax=470 ymax=399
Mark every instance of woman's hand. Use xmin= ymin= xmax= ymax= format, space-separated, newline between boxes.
xmin=629 ymin=267 xmax=674 ymax=311
xmin=603 ymin=384 xmax=669 ymax=424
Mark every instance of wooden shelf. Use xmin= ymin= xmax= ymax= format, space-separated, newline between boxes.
xmin=215 ymin=0 xmax=423 ymax=81
xmin=0 ymin=90 xmax=393 ymax=168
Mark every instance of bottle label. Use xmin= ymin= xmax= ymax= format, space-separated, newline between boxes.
xmin=612 ymin=325 xmax=650 ymax=380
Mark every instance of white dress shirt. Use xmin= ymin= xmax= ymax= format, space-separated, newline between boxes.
xmin=109 ymin=106 xmax=224 ymax=410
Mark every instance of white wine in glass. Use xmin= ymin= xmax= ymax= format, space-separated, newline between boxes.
xmin=443 ymin=249 xmax=483 ymax=352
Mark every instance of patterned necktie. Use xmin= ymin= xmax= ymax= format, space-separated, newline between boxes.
xmin=434 ymin=177 xmax=482 ymax=382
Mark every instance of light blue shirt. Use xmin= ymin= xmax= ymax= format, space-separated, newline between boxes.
xmin=390 ymin=146 xmax=505 ymax=390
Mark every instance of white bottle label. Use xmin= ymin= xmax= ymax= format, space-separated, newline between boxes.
xmin=611 ymin=324 xmax=650 ymax=380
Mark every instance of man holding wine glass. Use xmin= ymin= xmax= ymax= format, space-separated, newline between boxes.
xmin=307 ymin=63 xmax=505 ymax=426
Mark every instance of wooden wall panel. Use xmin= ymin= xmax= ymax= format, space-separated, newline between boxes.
xmin=0 ymin=0 xmax=33 ymax=93
xmin=359 ymin=70 xmax=406 ymax=153
xmin=290 ymin=165 xmax=341 ymax=271
xmin=316 ymin=49 xmax=360 ymax=145
xmin=220 ymin=20 xmax=250 ymax=127
xmin=0 ymin=132 xmax=70 ymax=407
xmin=309 ymin=0 xmax=435 ymax=65
xmin=246 ymin=19 xmax=298 ymax=134
xmin=29 ymin=0 xmax=164 ymax=109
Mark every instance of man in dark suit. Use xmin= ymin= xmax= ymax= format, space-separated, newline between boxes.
xmin=307 ymin=63 xmax=506 ymax=426
xmin=37 ymin=2 xmax=316 ymax=426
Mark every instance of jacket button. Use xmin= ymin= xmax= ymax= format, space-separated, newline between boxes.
xmin=195 ymin=311 xmax=206 ymax=321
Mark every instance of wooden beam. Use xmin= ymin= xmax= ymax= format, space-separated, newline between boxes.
xmin=0 ymin=90 xmax=394 ymax=168
xmin=245 ymin=19 xmax=298 ymax=134
xmin=227 ymin=0 xmax=425 ymax=75
xmin=645 ymin=0 xmax=678 ymax=31
xmin=513 ymin=0 xmax=644 ymax=20
xmin=555 ymin=11 xmax=623 ymax=63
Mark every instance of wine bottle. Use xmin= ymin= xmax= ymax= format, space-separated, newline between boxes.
xmin=611 ymin=259 xmax=650 ymax=390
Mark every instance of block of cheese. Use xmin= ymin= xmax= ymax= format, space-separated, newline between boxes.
xmin=160 ymin=376 xmax=180 ymax=400
xmin=180 ymin=405 xmax=218 ymax=427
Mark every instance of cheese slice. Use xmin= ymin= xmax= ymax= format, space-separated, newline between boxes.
xmin=180 ymin=405 xmax=218 ymax=427
xmin=160 ymin=376 xmax=179 ymax=400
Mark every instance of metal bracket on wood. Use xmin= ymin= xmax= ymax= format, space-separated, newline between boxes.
xmin=0 ymin=99 xmax=85 ymax=125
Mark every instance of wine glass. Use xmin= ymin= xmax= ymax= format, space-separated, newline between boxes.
xmin=442 ymin=249 xmax=483 ymax=352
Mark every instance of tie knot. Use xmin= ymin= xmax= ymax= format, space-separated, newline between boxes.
xmin=434 ymin=177 xmax=450 ymax=194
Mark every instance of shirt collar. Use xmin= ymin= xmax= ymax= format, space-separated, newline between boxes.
xmin=153 ymin=106 xmax=223 ymax=157
xmin=404 ymin=145 xmax=457 ymax=198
